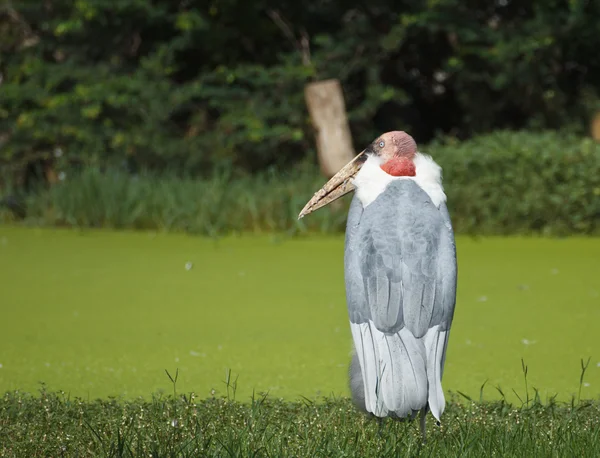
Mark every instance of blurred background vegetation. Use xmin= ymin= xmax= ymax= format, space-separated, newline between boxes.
xmin=1 ymin=0 xmax=600 ymax=235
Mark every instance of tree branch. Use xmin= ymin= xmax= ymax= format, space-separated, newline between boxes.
xmin=267 ymin=9 xmax=311 ymax=67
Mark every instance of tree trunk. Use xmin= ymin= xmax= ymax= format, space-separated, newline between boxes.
xmin=304 ymin=79 xmax=355 ymax=178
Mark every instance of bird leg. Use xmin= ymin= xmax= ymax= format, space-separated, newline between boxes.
xmin=376 ymin=417 xmax=385 ymax=437
xmin=419 ymin=407 xmax=427 ymax=444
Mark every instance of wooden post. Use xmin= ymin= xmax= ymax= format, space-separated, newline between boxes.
xmin=591 ymin=112 xmax=600 ymax=142
xmin=304 ymin=79 xmax=355 ymax=178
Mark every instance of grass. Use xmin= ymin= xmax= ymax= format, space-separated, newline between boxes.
xmin=2 ymin=130 xmax=600 ymax=236
xmin=0 ymin=226 xmax=599 ymax=405
xmin=1 ymin=386 xmax=599 ymax=457
xmin=1 ymin=165 xmax=350 ymax=236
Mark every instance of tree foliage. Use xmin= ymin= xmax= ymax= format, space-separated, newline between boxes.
xmin=1 ymin=0 xmax=600 ymax=176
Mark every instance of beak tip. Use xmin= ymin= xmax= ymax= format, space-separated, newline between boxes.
xmin=298 ymin=202 xmax=314 ymax=220
xmin=298 ymin=150 xmax=363 ymax=220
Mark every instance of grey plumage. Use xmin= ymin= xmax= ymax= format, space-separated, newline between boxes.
xmin=345 ymin=179 xmax=457 ymax=421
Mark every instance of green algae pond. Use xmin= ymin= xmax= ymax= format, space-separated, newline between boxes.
xmin=0 ymin=226 xmax=599 ymax=403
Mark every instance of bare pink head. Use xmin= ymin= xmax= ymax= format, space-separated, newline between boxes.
xmin=365 ymin=131 xmax=417 ymax=177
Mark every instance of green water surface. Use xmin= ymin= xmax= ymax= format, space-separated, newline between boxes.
xmin=0 ymin=227 xmax=598 ymax=402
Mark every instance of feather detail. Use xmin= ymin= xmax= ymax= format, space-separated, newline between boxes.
xmin=412 ymin=153 xmax=446 ymax=208
xmin=424 ymin=325 xmax=449 ymax=421
xmin=350 ymin=321 xmax=428 ymax=418
xmin=352 ymin=155 xmax=398 ymax=208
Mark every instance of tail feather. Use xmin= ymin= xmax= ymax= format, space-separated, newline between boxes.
xmin=350 ymin=321 xmax=428 ymax=418
xmin=350 ymin=321 xmax=386 ymax=416
xmin=424 ymin=325 xmax=448 ymax=421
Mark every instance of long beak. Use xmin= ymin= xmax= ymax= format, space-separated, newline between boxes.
xmin=298 ymin=150 xmax=366 ymax=219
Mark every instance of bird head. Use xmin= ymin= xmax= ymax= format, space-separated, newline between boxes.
xmin=298 ymin=131 xmax=417 ymax=219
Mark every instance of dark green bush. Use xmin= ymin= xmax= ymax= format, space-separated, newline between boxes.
xmin=434 ymin=131 xmax=600 ymax=235
xmin=2 ymin=0 xmax=600 ymax=177
xmin=3 ymin=131 xmax=599 ymax=236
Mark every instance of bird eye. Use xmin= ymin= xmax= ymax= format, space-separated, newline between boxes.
xmin=379 ymin=141 xmax=385 ymax=148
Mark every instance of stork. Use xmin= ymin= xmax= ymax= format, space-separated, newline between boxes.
xmin=298 ymin=131 xmax=457 ymax=440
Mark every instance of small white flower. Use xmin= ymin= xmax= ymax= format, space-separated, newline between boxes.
xmin=58 ymin=171 xmax=67 ymax=181
xmin=583 ymin=383 xmax=590 ymax=388
xmin=477 ymin=296 xmax=488 ymax=302
xmin=0 ymin=363 xmax=3 ymax=368
xmin=171 ymin=419 xmax=178 ymax=427
xmin=185 ymin=262 xmax=193 ymax=271
xmin=54 ymin=147 xmax=64 ymax=157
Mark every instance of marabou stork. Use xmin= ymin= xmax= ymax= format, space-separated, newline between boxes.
xmin=298 ymin=131 xmax=457 ymax=440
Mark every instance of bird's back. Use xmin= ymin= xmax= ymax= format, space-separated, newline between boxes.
xmin=344 ymin=179 xmax=457 ymax=420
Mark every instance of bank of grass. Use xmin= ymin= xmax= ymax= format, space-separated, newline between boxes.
xmin=2 ymin=130 xmax=600 ymax=236
xmin=7 ymin=164 xmax=350 ymax=236
xmin=1 ymin=384 xmax=599 ymax=457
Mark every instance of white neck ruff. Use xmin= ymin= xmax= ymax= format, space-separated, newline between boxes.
xmin=352 ymin=153 xmax=446 ymax=208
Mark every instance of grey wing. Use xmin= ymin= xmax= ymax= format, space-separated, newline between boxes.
xmin=349 ymin=180 xmax=456 ymax=337
xmin=431 ymin=201 xmax=457 ymax=331
xmin=344 ymin=194 xmax=370 ymax=323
